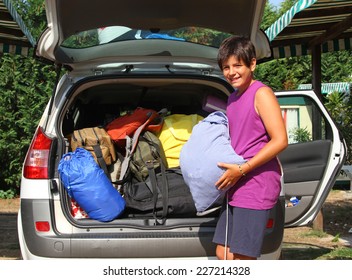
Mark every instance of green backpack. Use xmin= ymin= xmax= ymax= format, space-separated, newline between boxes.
xmin=130 ymin=131 xmax=168 ymax=182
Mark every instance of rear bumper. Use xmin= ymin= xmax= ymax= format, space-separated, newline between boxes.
xmin=18 ymin=198 xmax=284 ymax=259
xmin=18 ymin=199 xmax=216 ymax=259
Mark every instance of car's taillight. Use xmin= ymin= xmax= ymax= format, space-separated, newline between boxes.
xmin=23 ymin=127 xmax=52 ymax=179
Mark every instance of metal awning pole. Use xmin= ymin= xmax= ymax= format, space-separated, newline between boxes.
xmin=312 ymin=44 xmax=322 ymax=101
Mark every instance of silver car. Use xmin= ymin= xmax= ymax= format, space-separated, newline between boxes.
xmin=17 ymin=0 xmax=346 ymax=260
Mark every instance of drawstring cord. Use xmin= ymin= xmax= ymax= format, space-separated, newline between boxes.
xmin=224 ymin=192 xmax=229 ymax=260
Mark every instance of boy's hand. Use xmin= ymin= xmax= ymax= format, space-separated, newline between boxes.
xmin=215 ymin=162 xmax=242 ymax=190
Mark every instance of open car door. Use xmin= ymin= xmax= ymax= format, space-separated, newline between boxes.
xmin=276 ymin=90 xmax=347 ymax=227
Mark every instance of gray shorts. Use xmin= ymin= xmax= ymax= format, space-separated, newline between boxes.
xmin=212 ymin=202 xmax=270 ymax=258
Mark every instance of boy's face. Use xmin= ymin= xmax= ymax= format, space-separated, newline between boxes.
xmin=222 ymin=55 xmax=256 ymax=92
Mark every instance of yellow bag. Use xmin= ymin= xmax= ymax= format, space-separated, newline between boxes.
xmin=158 ymin=114 xmax=204 ymax=168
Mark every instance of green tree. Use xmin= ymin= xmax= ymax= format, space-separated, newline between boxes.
xmin=291 ymin=127 xmax=312 ymax=143
xmin=12 ymin=0 xmax=47 ymax=41
xmin=260 ymin=2 xmax=279 ymax=30
xmin=278 ymin=0 xmax=298 ymax=15
xmin=321 ymin=51 xmax=352 ymax=83
xmin=0 ymin=55 xmax=56 ymax=190
xmin=324 ymin=91 xmax=352 ymax=164
xmin=0 ymin=0 xmax=52 ymax=191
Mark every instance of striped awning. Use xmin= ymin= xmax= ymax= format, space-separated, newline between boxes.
xmin=0 ymin=0 xmax=35 ymax=56
xmin=298 ymin=82 xmax=351 ymax=94
xmin=265 ymin=0 xmax=352 ymax=58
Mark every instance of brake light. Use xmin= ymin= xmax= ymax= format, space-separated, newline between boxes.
xmin=23 ymin=127 xmax=53 ymax=179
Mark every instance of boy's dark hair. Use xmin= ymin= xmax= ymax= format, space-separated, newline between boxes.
xmin=217 ymin=36 xmax=256 ymax=70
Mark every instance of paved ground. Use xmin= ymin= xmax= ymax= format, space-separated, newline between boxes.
xmin=0 ymin=212 xmax=21 ymax=260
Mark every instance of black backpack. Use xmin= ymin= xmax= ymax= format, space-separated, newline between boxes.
xmin=123 ymin=166 xmax=197 ymax=224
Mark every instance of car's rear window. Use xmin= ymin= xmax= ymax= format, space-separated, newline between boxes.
xmin=61 ymin=25 xmax=232 ymax=49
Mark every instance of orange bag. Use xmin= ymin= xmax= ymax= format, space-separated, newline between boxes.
xmin=105 ymin=107 xmax=162 ymax=148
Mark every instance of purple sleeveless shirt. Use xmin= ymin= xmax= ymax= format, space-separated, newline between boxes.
xmin=227 ymin=81 xmax=281 ymax=210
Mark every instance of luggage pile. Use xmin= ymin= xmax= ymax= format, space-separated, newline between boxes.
xmin=59 ymin=107 xmax=204 ymax=223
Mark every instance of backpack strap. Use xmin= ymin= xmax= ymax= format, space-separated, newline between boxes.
xmin=146 ymin=159 xmax=168 ymax=225
xmin=74 ymin=129 xmax=85 ymax=146
xmin=92 ymin=144 xmax=109 ymax=178
xmin=91 ymin=127 xmax=110 ymax=180
xmin=117 ymin=110 xmax=158 ymax=184
xmin=146 ymin=161 xmax=160 ymax=219
xmin=144 ymin=130 xmax=169 ymax=225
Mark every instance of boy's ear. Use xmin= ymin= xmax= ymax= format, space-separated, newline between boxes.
xmin=250 ymin=58 xmax=257 ymax=72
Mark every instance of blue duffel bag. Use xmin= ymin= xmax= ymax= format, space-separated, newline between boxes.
xmin=58 ymin=148 xmax=125 ymax=222
xmin=180 ymin=111 xmax=245 ymax=213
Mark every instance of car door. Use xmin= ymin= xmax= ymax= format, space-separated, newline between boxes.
xmin=276 ymin=90 xmax=347 ymax=227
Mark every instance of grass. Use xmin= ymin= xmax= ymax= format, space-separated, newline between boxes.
xmin=283 ymin=246 xmax=352 ymax=260
xmin=331 ymin=233 xmax=340 ymax=243
xmin=301 ymin=230 xmax=328 ymax=238
xmin=317 ymin=248 xmax=352 ymax=260
xmin=282 ymin=245 xmax=331 ymax=260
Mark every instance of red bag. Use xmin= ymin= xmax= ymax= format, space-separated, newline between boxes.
xmin=105 ymin=107 xmax=162 ymax=148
